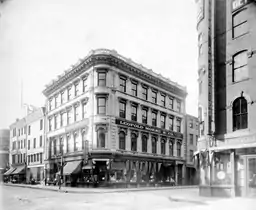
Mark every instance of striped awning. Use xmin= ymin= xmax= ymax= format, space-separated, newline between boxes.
xmin=12 ymin=165 xmax=25 ymax=175
xmin=4 ymin=167 xmax=16 ymax=175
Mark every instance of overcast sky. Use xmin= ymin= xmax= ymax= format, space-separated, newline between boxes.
xmin=0 ymin=0 xmax=198 ymax=129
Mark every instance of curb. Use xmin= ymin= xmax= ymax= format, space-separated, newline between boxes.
xmin=3 ymin=183 xmax=198 ymax=194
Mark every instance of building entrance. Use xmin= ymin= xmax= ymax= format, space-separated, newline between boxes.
xmin=247 ymin=156 xmax=256 ymax=197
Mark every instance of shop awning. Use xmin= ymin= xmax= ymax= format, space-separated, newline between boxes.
xmin=111 ymin=162 xmax=125 ymax=170
xmin=62 ymin=160 xmax=81 ymax=175
xmin=12 ymin=165 xmax=25 ymax=175
xmin=4 ymin=167 xmax=16 ymax=175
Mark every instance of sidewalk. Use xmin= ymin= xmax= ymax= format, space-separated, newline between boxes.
xmin=3 ymin=183 xmax=198 ymax=194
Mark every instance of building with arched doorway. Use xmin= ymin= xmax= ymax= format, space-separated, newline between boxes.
xmin=195 ymin=0 xmax=256 ymax=197
xmin=42 ymin=49 xmax=188 ymax=188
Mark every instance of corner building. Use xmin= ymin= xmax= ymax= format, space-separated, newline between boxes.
xmin=196 ymin=0 xmax=256 ymax=197
xmin=43 ymin=49 xmax=187 ymax=188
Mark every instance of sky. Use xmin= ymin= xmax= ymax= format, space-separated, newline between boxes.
xmin=0 ymin=0 xmax=198 ymax=129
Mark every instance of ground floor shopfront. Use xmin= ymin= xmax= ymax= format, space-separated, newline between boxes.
xmin=197 ymin=146 xmax=256 ymax=197
xmin=45 ymin=150 xmax=186 ymax=188
xmin=3 ymin=164 xmax=26 ymax=184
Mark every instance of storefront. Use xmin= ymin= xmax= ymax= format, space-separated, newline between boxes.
xmin=198 ymin=144 xmax=256 ymax=197
xmin=27 ymin=166 xmax=44 ymax=183
xmin=10 ymin=165 xmax=26 ymax=184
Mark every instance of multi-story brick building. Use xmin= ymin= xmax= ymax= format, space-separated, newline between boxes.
xmin=0 ymin=129 xmax=10 ymax=181
xmin=5 ymin=107 xmax=46 ymax=183
xmin=43 ymin=49 xmax=187 ymax=187
xmin=184 ymin=114 xmax=199 ymax=185
xmin=196 ymin=0 xmax=256 ymax=197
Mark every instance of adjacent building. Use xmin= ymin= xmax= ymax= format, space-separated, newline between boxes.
xmin=0 ymin=129 xmax=10 ymax=181
xmin=184 ymin=115 xmax=199 ymax=185
xmin=43 ymin=49 xmax=188 ymax=187
xmin=196 ymin=0 xmax=256 ymax=197
xmin=5 ymin=107 xmax=46 ymax=183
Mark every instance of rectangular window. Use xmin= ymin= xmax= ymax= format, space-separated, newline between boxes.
xmin=142 ymin=109 xmax=147 ymax=124
xmin=232 ymin=10 xmax=248 ymax=39
xmin=28 ymin=155 xmax=30 ymax=164
xmin=160 ymin=94 xmax=166 ymax=107
xmin=152 ymin=112 xmax=157 ymax=127
xmin=21 ymin=140 xmax=23 ymax=149
xmin=190 ymin=150 xmax=194 ymax=162
xmin=169 ymin=97 xmax=173 ymax=109
xmin=24 ymin=126 xmax=26 ymax=134
xmin=152 ymin=91 xmax=157 ymax=103
xmin=190 ymin=134 xmax=193 ymax=145
xmin=21 ymin=128 xmax=23 ymax=135
xmin=60 ymin=113 xmax=63 ymax=127
xmin=18 ymin=141 xmax=20 ymax=149
xmin=67 ymin=87 xmax=71 ymax=101
xmin=160 ymin=114 xmax=166 ymax=129
xmin=53 ymin=140 xmax=57 ymax=155
xmin=67 ymin=110 xmax=71 ymax=125
xmin=98 ymin=72 xmax=106 ymax=86
xmin=161 ymin=140 xmax=166 ymax=155
xmin=37 ymin=153 xmax=39 ymax=162
xmin=24 ymin=139 xmax=26 ymax=148
xmin=97 ymin=97 xmax=106 ymax=114
xmin=28 ymin=126 xmax=31 ymax=135
xmin=119 ymin=101 xmax=126 ymax=118
xmin=74 ymin=83 xmax=79 ymax=96
xmin=177 ymin=101 xmax=181 ymax=113
xmin=40 ymin=136 xmax=43 ymax=147
xmin=142 ymin=86 xmax=148 ymax=100
xmin=49 ymin=118 xmax=52 ymax=131
xmin=49 ymin=99 xmax=52 ymax=111
xmin=28 ymin=140 xmax=30 ymax=150
xmin=40 ymin=119 xmax=43 ymax=130
xmin=31 ymin=154 xmax=33 ymax=162
xmin=66 ymin=135 xmax=70 ymax=153
xmin=233 ymin=51 xmax=248 ymax=82
xmin=152 ymin=137 xmax=157 ymax=154
xmin=60 ymin=91 xmax=65 ymax=104
xmin=82 ymin=103 xmax=86 ymax=119
xmin=54 ymin=115 xmax=58 ymax=129
xmin=74 ymin=106 xmax=78 ymax=121
xmin=131 ymin=105 xmax=137 ymax=121
xmin=74 ymin=134 xmax=78 ymax=151
xmin=40 ymin=153 xmax=43 ymax=163
xmin=83 ymin=78 xmax=87 ymax=92
xmin=55 ymin=96 xmax=58 ymax=108
xmin=169 ymin=117 xmax=174 ymax=130
xmin=18 ymin=129 xmax=20 ymax=136
xmin=33 ymin=138 xmax=36 ymax=148
xmin=119 ymin=77 xmax=126 ymax=92
xmin=177 ymin=119 xmax=181 ymax=133
xmin=131 ymin=82 xmax=137 ymax=97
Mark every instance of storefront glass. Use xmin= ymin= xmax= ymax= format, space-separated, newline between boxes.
xmin=247 ymin=157 xmax=256 ymax=197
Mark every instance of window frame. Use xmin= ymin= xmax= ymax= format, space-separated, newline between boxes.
xmin=142 ymin=135 xmax=147 ymax=153
xmin=97 ymin=128 xmax=106 ymax=148
xmin=142 ymin=108 xmax=148 ymax=124
xmin=119 ymin=131 xmax=126 ymax=150
xmin=232 ymin=9 xmax=248 ymax=39
xmin=97 ymin=97 xmax=107 ymax=115
xmin=131 ymin=104 xmax=137 ymax=122
xmin=98 ymin=71 xmax=107 ymax=87
xmin=233 ymin=96 xmax=248 ymax=131
xmin=152 ymin=137 xmax=157 ymax=154
xmin=119 ymin=100 xmax=126 ymax=118
xmin=131 ymin=133 xmax=137 ymax=152
xmin=177 ymin=142 xmax=181 ymax=157
xmin=161 ymin=139 xmax=166 ymax=155
xmin=119 ymin=77 xmax=127 ymax=92
xmin=131 ymin=82 xmax=138 ymax=97
xmin=232 ymin=50 xmax=248 ymax=83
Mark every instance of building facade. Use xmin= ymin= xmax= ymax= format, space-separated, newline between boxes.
xmin=0 ymin=129 xmax=10 ymax=181
xmin=26 ymin=108 xmax=45 ymax=183
xmin=184 ymin=115 xmax=199 ymax=185
xmin=43 ymin=49 xmax=187 ymax=188
xmin=196 ymin=0 xmax=256 ymax=197
xmin=5 ymin=107 xmax=46 ymax=183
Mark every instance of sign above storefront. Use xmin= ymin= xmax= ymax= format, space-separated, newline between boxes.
xmin=232 ymin=0 xmax=250 ymax=11
xmin=115 ymin=119 xmax=183 ymax=139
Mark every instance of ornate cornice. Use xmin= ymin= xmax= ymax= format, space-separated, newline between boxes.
xmin=43 ymin=49 xmax=187 ymax=98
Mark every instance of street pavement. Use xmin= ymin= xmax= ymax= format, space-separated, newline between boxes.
xmin=1 ymin=184 xmax=256 ymax=210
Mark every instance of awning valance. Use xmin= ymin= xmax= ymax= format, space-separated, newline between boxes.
xmin=4 ymin=167 xmax=16 ymax=175
xmin=209 ymin=142 xmax=256 ymax=151
xmin=12 ymin=165 xmax=25 ymax=175
xmin=63 ymin=161 xmax=81 ymax=175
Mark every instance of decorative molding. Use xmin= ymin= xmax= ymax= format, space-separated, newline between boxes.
xmin=81 ymin=73 xmax=89 ymax=80
xmin=118 ymin=97 xmax=127 ymax=103
xmin=81 ymin=97 xmax=89 ymax=104
xmin=118 ymin=127 xmax=128 ymax=135
xmin=130 ymin=130 xmax=139 ymax=137
xmin=130 ymin=78 xmax=139 ymax=84
xmin=95 ymin=124 xmax=108 ymax=132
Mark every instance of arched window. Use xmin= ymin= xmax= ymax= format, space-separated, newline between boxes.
xmin=161 ymin=139 xmax=166 ymax=155
xmin=169 ymin=140 xmax=174 ymax=156
xmin=142 ymin=135 xmax=147 ymax=153
xmin=152 ymin=137 xmax=157 ymax=154
xmin=119 ymin=131 xmax=126 ymax=150
xmin=97 ymin=128 xmax=105 ymax=148
xmin=177 ymin=142 xmax=181 ymax=157
xmin=131 ymin=133 xmax=137 ymax=152
xmin=233 ymin=97 xmax=248 ymax=131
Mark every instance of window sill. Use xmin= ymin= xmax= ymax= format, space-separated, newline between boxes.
xmin=231 ymin=77 xmax=250 ymax=85
xmin=232 ymin=32 xmax=249 ymax=41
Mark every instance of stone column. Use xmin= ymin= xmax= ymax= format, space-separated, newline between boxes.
xmin=175 ymin=164 xmax=178 ymax=184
